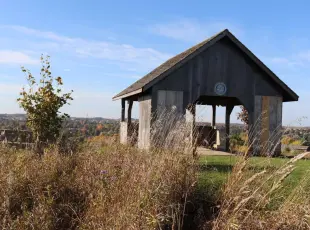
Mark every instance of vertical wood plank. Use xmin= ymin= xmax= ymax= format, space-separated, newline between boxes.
xmin=188 ymin=61 xmax=193 ymax=103
xmin=252 ymin=96 xmax=262 ymax=154
xmin=186 ymin=104 xmax=196 ymax=155
xmin=157 ymin=90 xmax=183 ymax=115
xmin=121 ymin=98 xmax=125 ymax=121
xmin=157 ymin=90 xmax=166 ymax=115
xmin=261 ymin=96 xmax=270 ymax=148
xmin=225 ymin=105 xmax=234 ymax=152
xmin=197 ymin=56 xmax=203 ymax=97
xmin=127 ymin=100 xmax=133 ymax=124
xmin=138 ymin=95 xmax=152 ymax=150
xmin=212 ymin=105 xmax=216 ymax=128
xmin=176 ymin=91 xmax=183 ymax=114
xmin=276 ymin=97 xmax=283 ymax=128
xmin=270 ymin=96 xmax=283 ymax=155
xmin=269 ymin=97 xmax=277 ymax=135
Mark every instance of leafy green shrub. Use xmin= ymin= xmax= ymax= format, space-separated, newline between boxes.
xmin=17 ymin=55 xmax=73 ymax=154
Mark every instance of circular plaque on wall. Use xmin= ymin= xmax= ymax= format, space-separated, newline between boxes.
xmin=214 ymin=82 xmax=227 ymax=95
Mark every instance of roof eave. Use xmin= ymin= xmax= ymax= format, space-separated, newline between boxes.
xmin=284 ymin=94 xmax=299 ymax=102
xmin=112 ymin=88 xmax=143 ymax=101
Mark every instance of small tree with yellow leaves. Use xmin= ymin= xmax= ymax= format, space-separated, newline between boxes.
xmin=17 ymin=55 xmax=73 ymax=154
xmin=237 ymin=105 xmax=249 ymax=131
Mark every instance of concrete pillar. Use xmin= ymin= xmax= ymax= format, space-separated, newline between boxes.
xmin=120 ymin=99 xmax=127 ymax=144
xmin=120 ymin=99 xmax=134 ymax=145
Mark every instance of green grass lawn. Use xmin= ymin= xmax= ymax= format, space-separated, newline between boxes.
xmin=197 ymin=155 xmax=310 ymax=207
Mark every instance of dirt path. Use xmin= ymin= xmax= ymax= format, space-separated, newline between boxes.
xmin=197 ymin=147 xmax=233 ymax=156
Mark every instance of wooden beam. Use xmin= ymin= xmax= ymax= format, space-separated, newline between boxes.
xmin=212 ymin=105 xmax=216 ymax=128
xmin=121 ymin=98 xmax=125 ymax=122
xmin=261 ymin=96 xmax=270 ymax=149
xmin=225 ymin=105 xmax=234 ymax=152
xmin=127 ymin=100 xmax=133 ymax=124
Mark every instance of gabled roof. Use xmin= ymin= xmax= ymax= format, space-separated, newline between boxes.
xmin=113 ymin=29 xmax=299 ymax=102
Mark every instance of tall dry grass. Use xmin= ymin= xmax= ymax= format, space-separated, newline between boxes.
xmin=1 ymin=107 xmax=310 ymax=230
xmin=208 ymin=152 xmax=310 ymax=230
xmin=0 ymin=111 xmax=197 ymax=230
xmin=207 ymin=117 xmax=310 ymax=230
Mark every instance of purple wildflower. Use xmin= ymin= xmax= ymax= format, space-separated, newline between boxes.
xmin=110 ymin=176 xmax=117 ymax=181
xmin=100 ymin=170 xmax=108 ymax=174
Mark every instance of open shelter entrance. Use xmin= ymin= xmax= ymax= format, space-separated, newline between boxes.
xmin=193 ymin=95 xmax=244 ymax=151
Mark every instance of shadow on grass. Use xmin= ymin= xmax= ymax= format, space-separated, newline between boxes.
xmin=247 ymin=165 xmax=278 ymax=172
xmin=184 ymin=160 xmax=281 ymax=229
xmin=198 ymin=164 xmax=233 ymax=173
xmin=183 ymin=163 xmax=233 ymax=229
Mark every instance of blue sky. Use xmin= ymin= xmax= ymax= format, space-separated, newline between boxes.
xmin=0 ymin=0 xmax=309 ymax=125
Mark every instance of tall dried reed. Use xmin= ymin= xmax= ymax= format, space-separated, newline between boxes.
xmin=209 ymin=116 xmax=310 ymax=230
xmin=0 ymin=110 xmax=197 ymax=230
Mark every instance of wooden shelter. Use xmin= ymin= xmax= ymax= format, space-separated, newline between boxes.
xmin=113 ymin=29 xmax=298 ymax=154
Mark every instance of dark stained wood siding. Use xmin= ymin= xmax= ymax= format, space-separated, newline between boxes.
xmin=152 ymin=37 xmax=282 ymax=115
xmin=157 ymin=90 xmax=183 ymax=115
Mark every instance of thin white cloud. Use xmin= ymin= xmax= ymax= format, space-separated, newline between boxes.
xmin=268 ymin=57 xmax=303 ymax=67
xmin=1 ymin=25 xmax=74 ymax=43
xmin=76 ymin=67 xmax=143 ymax=79
xmin=74 ymin=42 xmax=171 ymax=64
xmin=0 ymin=50 xmax=38 ymax=65
xmin=74 ymin=91 xmax=113 ymax=99
xmin=150 ymin=19 xmax=243 ymax=42
xmin=297 ymin=50 xmax=310 ymax=62
xmin=270 ymin=57 xmax=292 ymax=64
xmin=0 ymin=74 xmax=17 ymax=80
xmin=2 ymin=25 xmax=172 ymax=68
xmin=266 ymin=50 xmax=310 ymax=69
xmin=0 ymin=83 xmax=23 ymax=94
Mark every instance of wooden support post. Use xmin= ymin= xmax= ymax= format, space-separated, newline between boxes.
xmin=186 ymin=104 xmax=196 ymax=156
xmin=127 ymin=100 xmax=133 ymax=143
xmin=121 ymin=98 xmax=126 ymax=122
xmin=225 ymin=105 xmax=234 ymax=152
xmin=212 ymin=105 xmax=216 ymax=128
xmin=186 ymin=104 xmax=196 ymax=128
xmin=127 ymin=100 xmax=133 ymax=124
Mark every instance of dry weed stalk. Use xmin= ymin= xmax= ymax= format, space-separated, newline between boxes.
xmin=0 ymin=111 xmax=198 ymax=230
xmin=211 ymin=117 xmax=310 ymax=230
